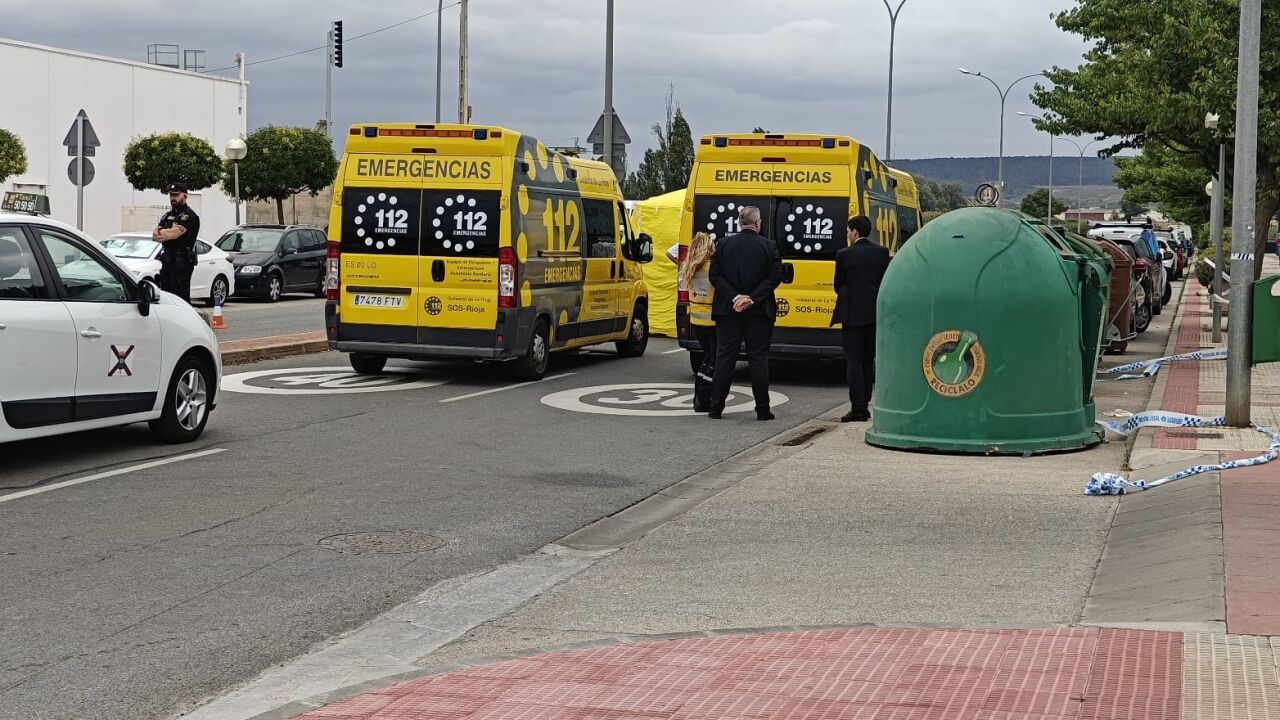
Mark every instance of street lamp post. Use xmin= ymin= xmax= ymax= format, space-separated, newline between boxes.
xmin=1055 ymin=136 xmax=1104 ymax=225
xmin=1018 ymin=112 xmax=1055 ymax=222
xmin=1226 ymin=0 xmax=1261 ymax=427
xmin=1205 ymin=112 xmax=1227 ymax=344
xmin=881 ymin=0 xmax=907 ymax=163
xmin=223 ymin=138 xmax=248 ymax=226
xmin=435 ymin=0 xmax=443 ymax=123
xmin=959 ymin=68 xmax=1046 ymax=205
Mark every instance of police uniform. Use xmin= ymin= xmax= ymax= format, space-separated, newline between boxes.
xmin=156 ymin=183 xmax=200 ymax=303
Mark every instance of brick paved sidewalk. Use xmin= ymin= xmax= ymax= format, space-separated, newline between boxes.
xmin=292 ymin=627 xmax=1280 ymax=720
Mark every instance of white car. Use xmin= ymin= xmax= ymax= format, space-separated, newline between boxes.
xmin=101 ymin=232 xmax=236 ymax=307
xmin=0 ymin=213 xmax=220 ymax=444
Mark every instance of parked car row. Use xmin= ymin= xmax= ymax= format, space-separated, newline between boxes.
xmin=99 ymin=224 xmax=329 ymax=306
xmin=1087 ymin=222 xmax=1175 ymax=337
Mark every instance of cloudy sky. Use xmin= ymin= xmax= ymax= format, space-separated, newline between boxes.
xmin=4 ymin=0 xmax=1092 ymax=163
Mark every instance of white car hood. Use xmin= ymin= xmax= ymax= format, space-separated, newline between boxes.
xmin=114 ymin=256 xmax=163 ymax=276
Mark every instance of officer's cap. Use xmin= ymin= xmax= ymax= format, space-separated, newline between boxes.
xmin=167 ymin=182 xmax=189 ymax=194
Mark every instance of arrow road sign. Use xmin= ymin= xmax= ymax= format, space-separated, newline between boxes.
xmin=63 ymin=110 xmax=100 ymax=157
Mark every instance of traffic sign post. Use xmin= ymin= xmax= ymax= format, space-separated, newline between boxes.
xmin=63 ymin=109 xmax=100 ymax=230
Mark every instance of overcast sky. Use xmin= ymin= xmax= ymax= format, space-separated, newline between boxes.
xmin=3 ymin=0 xmax=1092 ymax=164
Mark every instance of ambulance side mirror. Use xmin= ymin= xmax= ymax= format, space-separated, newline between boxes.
xmin=625 ymin=233 xmax=654 ymax=264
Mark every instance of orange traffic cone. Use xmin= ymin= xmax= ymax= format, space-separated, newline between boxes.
xmin=210 ymin=301 xmax=226 ymax=330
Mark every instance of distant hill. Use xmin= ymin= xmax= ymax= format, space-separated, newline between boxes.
xmin=892 ymin=156 xmax=1120 ymax=208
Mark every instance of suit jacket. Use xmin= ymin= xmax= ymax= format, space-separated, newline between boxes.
xmin=709 ymin=229 xmax=784 ymax=319
xmin=831 ymin=238 xmax=891 ymax=327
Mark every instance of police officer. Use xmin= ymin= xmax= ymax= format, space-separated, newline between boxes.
xmin=152 ymin=182 xmax=200 ymax=303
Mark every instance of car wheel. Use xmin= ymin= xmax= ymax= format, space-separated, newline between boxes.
xmin=206 ymin=275 xmax=229 ymax=307
xmin=1162 ymin=279 xmax=1173 ymax=306
xmin=615 ymin=305 xmax=649 ymax=358
xmin=511 ymin=318 xmax=550 ymax=381
xmin=149 ymin=354 xmax=212 ymax=443
xmin=1134 ymin=302 xmax=1152 ymax=333
xmin=313 ymin=273 xmax=326 ymax=298
xmin=349 ymin=352 xmax=388 ymax=374
xmin=266 ymin=273 xmax=283 ymax=303
xmin=689 ymin=351 xmax=704 ymax=375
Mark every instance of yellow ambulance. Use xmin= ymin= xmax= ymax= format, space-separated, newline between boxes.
xmin=325 ymin=124 xmax=654 ymax=379
xmin=675 ymin=133 xmax=922 ymax=367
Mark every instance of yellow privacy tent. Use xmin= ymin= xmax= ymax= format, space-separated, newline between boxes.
xmin=631 ymin=189 xmax=686 ymax=336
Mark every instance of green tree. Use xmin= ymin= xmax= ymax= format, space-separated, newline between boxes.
xmin=1020 ymin=188 xmax=1069 ymax=218
xmin=123 ymin=133 xmax=223 ymax=192
xmin=222 ymin=126 xmax=338 ymax=223
xmin=621 ymin=87 xmax=694 ymax=200
xmin=752 ymin=127 xmax=769 ymax=133
xmin=0 ymin=128 xmax=28 ymax=185
xmin=1119 ymin=199 xmax=1147 ymax=220
xmin=910 ymin=175 xmax=968 ymax=213
xmin=1032 ymin=0 xmax=1280 ymax=279
xmin=1113 ymin=145 xmax=1214 ymax=226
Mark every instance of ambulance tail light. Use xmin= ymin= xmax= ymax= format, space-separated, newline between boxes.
xmin=498 ymin=247 xmax=517 ymax=308
xmin=677 ymin=244 xmax=689 ymax=303
xmin=325 ymin=242 xmax=341 ymax=302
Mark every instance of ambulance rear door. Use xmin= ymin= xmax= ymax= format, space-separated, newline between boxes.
xmin=418 ymin=158 xmax=504 ymax=333
xmin=769 ymin=164 xmax=851 ymax=329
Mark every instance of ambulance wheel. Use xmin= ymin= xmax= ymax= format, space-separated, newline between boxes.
xmin=512 ymin=319 xmax=550 ymax=381
xmin=615 ymin=306 xmax=649 ymax=358
xmin=349 ymin=352 xmax=387 ymax=374
xmin=689 ymin=351 xmax=704 ymax=375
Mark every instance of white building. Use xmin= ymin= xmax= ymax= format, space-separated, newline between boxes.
xmin=0 ymin=37 xmax=245 ymax=241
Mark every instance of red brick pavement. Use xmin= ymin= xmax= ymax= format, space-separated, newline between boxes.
xmin=1153 ymin=291 xmax=1206 ymax=450
xmin=1222 ymin=451 xmax=1280 ymax=636
xmin=295 ymin=628 xmax=1183 ymax=720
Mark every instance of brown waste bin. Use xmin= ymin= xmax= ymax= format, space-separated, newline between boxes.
xmin=1093 ymin=238 xmax=1136 ymax=354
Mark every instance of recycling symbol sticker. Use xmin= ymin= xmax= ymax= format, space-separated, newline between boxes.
xmin=783 ymin=204 xmax=834 ymax=255
xmin=922 ymin=330 xmax=987 ymax=398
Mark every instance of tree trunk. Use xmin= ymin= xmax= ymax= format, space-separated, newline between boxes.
xmin=1253 ymin=166 xmax=1279 ymax=280
xmin=276 ymin=197 xmax=285 ymax=224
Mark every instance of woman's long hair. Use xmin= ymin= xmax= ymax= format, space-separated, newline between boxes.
xmin=681 ymin=232 xmax=715 ymax=289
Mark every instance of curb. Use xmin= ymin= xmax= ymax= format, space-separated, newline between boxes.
xmin=1127 ymin=279 xmax=1193 ymax=470
xmin=218 ymin=333 xmax=330 ymax=366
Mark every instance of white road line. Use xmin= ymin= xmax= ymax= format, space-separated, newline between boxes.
xmin=438 ymin=373 xmax=575 ymax=403
xmin=663 ymin=348 xmax=688 ymax=355
xmin=0 ymin=449 xmax=227 ymax=505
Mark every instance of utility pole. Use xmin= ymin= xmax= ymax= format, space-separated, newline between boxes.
xmin=458 ymin=0 xmax=469 ymax=124
xmin=881 ymin=0 xmax=907 ymax=163
xmin=1046 ymin=134 xmax=1054 ymax=223
xmin=603 ymin=0 xmax=614 ymax=177
xmin=435 ymin=0 xmax=443 ymax=123
xmin=1211 ymin=140 xmax=1226 ymax=344
xmin=75 ymin=113 xmax=85 ymax=230
xmin=325 ymin=28 xmax=333 ymax=137
xmin=1226 ymin=0 xmax=1261 ymax=427
xmin=236 ymin=52 xmax=247 ymax=137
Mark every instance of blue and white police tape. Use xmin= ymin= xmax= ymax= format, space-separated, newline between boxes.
xmin=1086 ymin=411 xmax=1280 ymax=495
xmin=1099 ymin=348 xmax=1228 ymax=381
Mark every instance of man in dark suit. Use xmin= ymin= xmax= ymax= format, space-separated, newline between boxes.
xmin=832 ymin=215 xmax=890 ymax=422
xmin=708 ymin=206 xmax=784 ymax=420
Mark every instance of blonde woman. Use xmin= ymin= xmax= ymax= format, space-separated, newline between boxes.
xmin=683 ymin=232 xmax=718 ymax=411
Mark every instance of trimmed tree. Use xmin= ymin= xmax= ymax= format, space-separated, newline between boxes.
xmin=0 ymin=128 xmax=28 ymax=185
xmin=1032 ymin=0 xmax=1280 ymax=279
xmin=123 ymin=133 xmax=223 ymax=192
xmin=1020 ymin=188 xmax=1069 ymax=218
xmin=221 ymin=126 xmax=338 ymax=223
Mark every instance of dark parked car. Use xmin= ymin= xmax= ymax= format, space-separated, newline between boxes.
xmin=215 ymin=225 xmax=328 ymax=302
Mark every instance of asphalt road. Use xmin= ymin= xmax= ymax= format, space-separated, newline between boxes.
xmin=0 ymin=339 xmax=845 ymax=720
xmin=215 ymin=296 xmax=326 ymax=342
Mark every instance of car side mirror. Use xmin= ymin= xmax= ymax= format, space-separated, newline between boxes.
xmin=281 ymin=247 xmax=296 ymax=256
xmin=138 ymin=278 xmax=159 ymax=316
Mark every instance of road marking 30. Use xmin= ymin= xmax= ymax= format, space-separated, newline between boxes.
xmin=0 ymin=448 xmax=227 ymax=505
xmin=439 ymin=373 xmax=575 ymax=403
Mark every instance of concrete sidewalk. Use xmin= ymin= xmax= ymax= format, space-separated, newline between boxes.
xmin=192 ymin=273 xmax=1280 ymax=719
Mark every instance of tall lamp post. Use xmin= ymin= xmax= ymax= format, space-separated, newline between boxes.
xmin=1017 ymin=112 xmax=1055 ymax=222
xmin=1205 ymin=112 xmax=1227 ymax=344
xmin=1055 ymin=136 xmax=1104 ymax=224
xmin=223 ymin=138 xmax=247 ymax=226
xmin=959 ymin=68 xmax=1046 ymax=204
xmin=881 ymin=0 xmax=907 ymax=163
xmin=1226 ymin=0 xmax=1261 ymax=427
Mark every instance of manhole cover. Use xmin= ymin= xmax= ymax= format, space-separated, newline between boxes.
xmin=318 ymin=531 xmax=445 ymax=555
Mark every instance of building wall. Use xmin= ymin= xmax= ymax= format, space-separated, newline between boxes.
xmin=245 ymin=188 xmax=333 ymax=231
xmin=0 ymin=38 xmax=244 ymax=242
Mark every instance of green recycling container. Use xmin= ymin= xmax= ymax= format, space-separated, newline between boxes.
xmin=1253 ymin=275 xmax=1280 ymax=364
xmin=866 ymin=208 xmax=1107 ymax=454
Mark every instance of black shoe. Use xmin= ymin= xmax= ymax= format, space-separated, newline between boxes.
xmin=841 ymin=411 xmax=871 ymax=423
xmin=756 ymin=410 xmax=775 ymax=421
xmin=693 ymin=401 xmax=709 ymax=413
xmin=708 ymin=409 xmax=723 ymax=419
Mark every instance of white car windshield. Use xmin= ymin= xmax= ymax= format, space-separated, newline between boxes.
xmin=217 ymin=229 xmax=282 ymax=253
xmin=103 ymin=236 xmax=159 ymax=259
